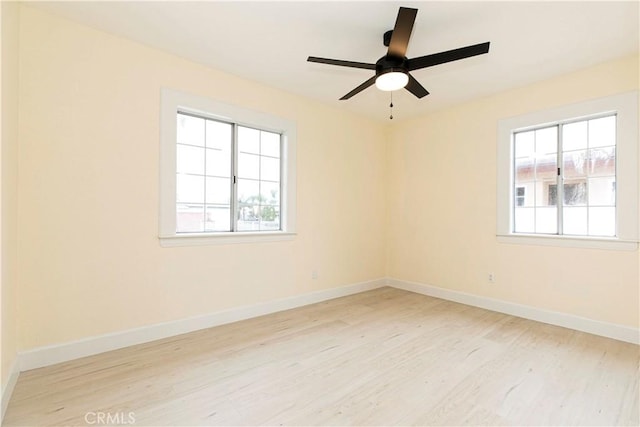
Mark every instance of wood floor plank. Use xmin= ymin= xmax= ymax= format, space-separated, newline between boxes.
xmin=4 ymin=287 xmax=639 ymax=426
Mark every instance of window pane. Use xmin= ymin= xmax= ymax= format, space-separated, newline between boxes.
xmin=514 ymin=131 xmax=534 ymax=158
xmin=205 ymin=205 xmax=230 ymax=232
xmin=588 ymin=147 xmax=615 ymax=177
xmin=588 ymin=116 xmax=615 ymax=148
xmin=205 ymin=148 xmax=231 ymax=178
xmin=562 ymin=121 xmax=587 ymax=151
xmin=535 ymin=207 xmax=557 ymax=234
xmin=516 ymin=127 xmax=558 ymax=234
xmin=561 ymin=117 xmax=616 ymax=238
xmin=562 ymin=150 xmax=587 ymax=178
xmin=563 ymin=181 xmax=586 ymax=206
xmin=237 ymin=204 xmax=260 ymax=231
xmin=206 ymin=177 xmax=231 ymax=205
xmin=514 ymin=155 xmax=534 ymax=208
xmin=538 ymin=182 xmax=557 ymax=207
xmin=238 ymin=126 xmax=260 ymax=154
xmin=535 ymin=154 xmax=557 ymax=181
xmin=260 ymin=181 xmax=280 ymax=206
xmin=261 ymin=131 xmax=280 ymax=157
xmin=260 ymin=205 xmax=280 ymax=231
xmin=260 ymin=156 xmax=280 ymax=182
xmin=514 ymin=208 xmax=534 ymax=233
xmin=177 ymin=114 xmax=205 ymax=146
xmin=177 ymin=144 xmax=204 ymax=175
xmin=206 ymin=120 xmax=232 ymax=150
xmin=588 ymin=177 xmax=615 ymax=206
xmin=237 ymin=179 xmax=260 ymax=206
xmin=515 ymin=158 xmax=534 ymax=184
xmin=563 ymin=206 xmax=587 ymax=235
xmin=176 ymin=204 xmax=204 ymax=233
xmin=535 ymin=126 xmax=558 ymax=155
xmin=514 ymin=127 xmax=559 ymax=235
xmin=588 ymin=207 xmax=615 ymax=236
xmin=238 ymin=153 xmax=259 ymax=179
xmin=176 ymin=174 xmax=204 ymax=203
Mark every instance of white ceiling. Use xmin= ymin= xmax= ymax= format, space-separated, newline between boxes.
xmin=30 ymin=1 xmax=639 ymax=122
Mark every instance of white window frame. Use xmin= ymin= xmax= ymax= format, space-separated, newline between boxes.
xmin=497 ymin=91 xmax=638 ymax=251
xmin=159 ymin=88 xmax=297 ymax=246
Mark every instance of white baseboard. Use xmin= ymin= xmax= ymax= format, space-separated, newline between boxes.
xmin=14 ymin=275 xmax=638 ymax=375
xmin=387 ymin=277 xmax=640 ymax=345
xmin=19 ymin=278 xmax=386 ymax=372
xmin=1 ymin=359 xmax=20 ymax=422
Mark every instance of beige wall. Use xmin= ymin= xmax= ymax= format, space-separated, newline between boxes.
xmin=16 ymin=6 xmax=387 ymax=350
xmin=1 ymin=0 xmax=20 ymax=394
xmin=387 ymin=55 xmax=639 ymax=328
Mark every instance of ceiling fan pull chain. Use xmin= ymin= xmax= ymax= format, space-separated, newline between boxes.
xmin=389 ymin=92 xmax=394 ymax=120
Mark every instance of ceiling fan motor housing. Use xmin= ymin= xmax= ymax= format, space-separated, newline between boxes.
xmin=375 ymin=55 xmax=408 ymax=77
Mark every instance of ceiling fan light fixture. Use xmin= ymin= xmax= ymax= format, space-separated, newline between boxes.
xmin=375 ymin=71 xmax=409 ymax=91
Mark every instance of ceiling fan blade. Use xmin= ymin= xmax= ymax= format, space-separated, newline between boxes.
xmin=405 ymin=74 xmax=429 ymax=98
xmin=308 ymin=56 xmax=376 ymax=70
xmin=387 ymin=7 xmax=418 ymax=58
xmin=407 ymin=42 xmax=490 ymax=71
xmin=340 ymin=75 xmax=377 ymax=100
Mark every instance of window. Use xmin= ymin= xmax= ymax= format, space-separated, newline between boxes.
xmin=512 ymin=115 xmax=616 ymax=236
xmin=497 ymin=91 xmax=638 ymax=250
xmin=160 ymin=89 xmax=296 ymax=246
xmin=176 ymin=113 xmax=282 ymax=233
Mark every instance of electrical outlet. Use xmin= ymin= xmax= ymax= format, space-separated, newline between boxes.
xmin=312 ymin=270 xmax=318 ymax=280
xmin=488 ymin=273 xmax=495 ymax=283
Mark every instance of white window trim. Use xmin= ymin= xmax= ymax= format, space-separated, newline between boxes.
xmin=497 ymin=91 xmax=638 ymax=251
xmin=159 ymin=88 xmax=297 ymax=246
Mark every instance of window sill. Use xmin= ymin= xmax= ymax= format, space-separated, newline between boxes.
xmin=497 ymin=234 xmax=638 ymax=251
xmin=160 ymin=232 xmax=296 ymax=247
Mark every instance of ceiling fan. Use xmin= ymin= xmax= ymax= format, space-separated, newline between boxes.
xmin=307 ymin=7 xmax=490 ymax=100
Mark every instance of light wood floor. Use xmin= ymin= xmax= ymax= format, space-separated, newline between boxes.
xmin=4 ymin=287 xmax=639 ymax=426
